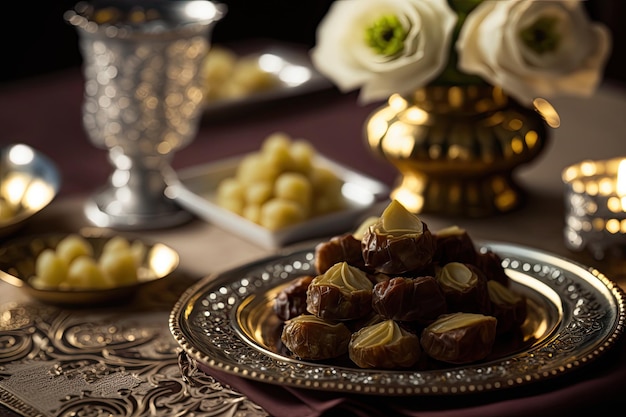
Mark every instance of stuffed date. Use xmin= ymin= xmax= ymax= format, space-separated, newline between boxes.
xmin=349 ymin=319 xmax=421 ymax=369
xmin=314 ymin=233 xmax=368 ymax=274
xmin=420 ymin=312 xmax=497 ymax=364
xmin=361 ymin=200 xmax=436 ymax=275
xmin=273 ymin=275 xmax=314 ymax=321
xmin=435 ymin=262 xmax=491 ymax=314
xmin=372 ymin=276 xmax=447 ymax=323
xmin=306 ymin=261 xmax=373 ymax=320
xmin=432 ymin=225 xmax=477 ymax=266
xmin=487 ymin=280 xmax=527 ymax=334
xmin=281 ymin=314 xmax=351 ymax=360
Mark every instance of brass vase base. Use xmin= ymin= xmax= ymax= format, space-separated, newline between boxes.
xmin=391 ymin=171 xmax=525 ymax=218
xmin=366 ymin=86 xmax=559 ymax=218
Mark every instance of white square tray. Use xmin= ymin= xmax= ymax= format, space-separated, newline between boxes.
xmin=167 ymin=155 xmax=389 ymax=249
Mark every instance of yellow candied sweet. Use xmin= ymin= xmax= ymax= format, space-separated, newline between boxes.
xmin=56 ymin=234 xmax=94 ymax=265
xmin=289 ymin=139 xmax=315 ymax=174
xmin=33 ymin=248 xmax=69 ymax=288
xmin=230 ymin=56 xmax=278 ymax=92
xmin=99 ymin=249 xmax=138 ymax=287
xmin=310 ymin=166 xmax=344 ymax=215
xmin=30 ymin=234 xmax=145 ymax=290
xmin=261 ymin=132 xmax=296 ymax=172
xmin=242 ymin=204 xmax=262 ymax=223
xmin=129 ymin=239 xmax=147 ymax=266
xmin=216 ymin=177 xmax=246 ymax=215
xmin=66 ymin=256 xmax=112 ymax=289
xmin=260 ymin=198 xmax=306 ymax=230
xmin=236 ymin=153 xmax=280 ymax=185
xmin=202 ymin=46 xmax=279 ymax=102
xmin=262 ymin=131 xmax=292 ymax=152
xmin=203 ymin=47 xmax=237 ymax=83
xmin=274 ymin=172 xmax=312 ymax=213
xmin=99 ymin=236 xmax=141 ymax=286
xmin=244 ymin=181 xmax=273 ymax=206
xmin=102 ymin=235 xmax=131 ymax=254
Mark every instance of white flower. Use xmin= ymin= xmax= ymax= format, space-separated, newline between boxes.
xmin=310 ymin=0 xmax=457 ymax=104
xmin=456 ymin=0 xmax=612 ymax=105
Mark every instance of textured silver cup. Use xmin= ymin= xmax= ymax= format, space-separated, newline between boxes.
xmin=66 ymin=1 xmax=225 ymax=229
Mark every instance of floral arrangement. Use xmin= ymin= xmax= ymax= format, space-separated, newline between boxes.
xmin=310 ymin=0 xmax=612 ymax=105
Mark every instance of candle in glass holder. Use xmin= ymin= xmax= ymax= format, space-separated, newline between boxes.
xmin=562 ymin=157 xmax=626 ymax=259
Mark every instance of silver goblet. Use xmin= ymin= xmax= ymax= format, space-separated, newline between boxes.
xmin=65 ymin=0 xmax=225 ymax=229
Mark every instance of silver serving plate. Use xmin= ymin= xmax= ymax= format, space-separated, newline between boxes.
xmin=0 ymin=143 xmax=60 ymax=237
xmin=170 ymin=241 xmax=625 ymax=396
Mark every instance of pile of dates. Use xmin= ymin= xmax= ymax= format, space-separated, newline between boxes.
xmin=273 ymin=200 xmax=527 ymax=369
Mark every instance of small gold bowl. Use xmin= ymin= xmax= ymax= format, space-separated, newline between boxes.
xmin=0 ymin=231 xmax=180 ymax=306
xmin=0 ymin=144 xmax=61 ymax=237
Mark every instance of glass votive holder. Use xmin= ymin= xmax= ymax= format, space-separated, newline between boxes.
xmin=562 ymin=157 xmax=626 ymax=260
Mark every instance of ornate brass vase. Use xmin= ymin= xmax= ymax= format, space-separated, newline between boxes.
xmin=365 ymin=85 xmax=558 ymax=217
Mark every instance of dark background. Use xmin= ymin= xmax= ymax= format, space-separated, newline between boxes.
xmin=0 ymin=0 xmax=624 ymax=86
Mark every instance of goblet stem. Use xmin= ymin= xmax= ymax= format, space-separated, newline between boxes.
xmin=85 ymin=146 xmax=191 ymax=229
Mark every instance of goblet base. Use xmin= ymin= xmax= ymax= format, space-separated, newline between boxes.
xmin=84 ymin=188 xmax=192 ymax=230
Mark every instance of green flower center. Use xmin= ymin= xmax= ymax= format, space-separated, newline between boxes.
xmin=519 ymin=16 xmax=561 ymax=54
xmin=365 ymin=14 xmax=407 ymax=57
